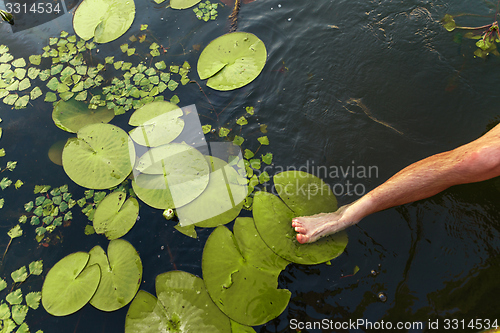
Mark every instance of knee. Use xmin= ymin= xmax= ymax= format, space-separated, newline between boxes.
xmin=454 ymin=145 xmax=500 ymax=182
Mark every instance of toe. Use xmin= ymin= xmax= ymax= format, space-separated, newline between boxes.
xmin=296 ymin=234 xmax=309 ymax=244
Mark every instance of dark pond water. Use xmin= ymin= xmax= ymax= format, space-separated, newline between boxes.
xmin=1 ymin=0 xmax=500 ymax=332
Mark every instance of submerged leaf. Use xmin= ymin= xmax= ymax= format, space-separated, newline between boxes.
xmin=53 ymin=98 xmax=115 ymax=133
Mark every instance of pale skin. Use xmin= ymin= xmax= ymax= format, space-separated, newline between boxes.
xmin=292 ymin=123 xmax=500 ymax=244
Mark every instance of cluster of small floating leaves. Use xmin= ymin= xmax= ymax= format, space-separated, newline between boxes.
xmin=0 ymin=260 xmax=43 ymax=333
xmin=0 ymin=30 xmax=190 ymax=112
xmin=18 ymin=184 xmax=76 ymax=243
xmin=0 ymin=161 xmax=22 ymax=210
xmin=42 ymin=239 xmax=142 ymax=316
xmin=202 ymin=106 xmax=272 ymax=210
xmin=193 ymin=1 xmax=219 ymax=21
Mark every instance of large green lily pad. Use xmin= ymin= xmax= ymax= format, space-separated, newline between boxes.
xmin=62 ymin=123 xmax=135 ymax=189
xmin=202 ymin=218 xmax=291 ymax=326
xmin=125 ymin=271 xmax=231 ymax=332
xmin=88 ymin=239 xmax=142 ymax=311
xmin=132 ymin=143 xmax=209 ymax=209
xmin=253 ymin=171 xmax=348 ymax=265
xmin=73 ymin=0 xmax=136 ymax=43
xmin=41 ymin=252 xmax=101 ymax=316
xmin=93 ymin=192 xmax=139 ymax=239
xmin=170 ymin=0 xmax=201 ymax=9
xmin=128 ymin=101 xmax=184 ymax=147
xmin=53 ymin=98 xmax=115 ymax=133
xmin=176 ymin=156 xmax=247 ymax=227
xmin=197 ymin=32 xmax=267 ymax=91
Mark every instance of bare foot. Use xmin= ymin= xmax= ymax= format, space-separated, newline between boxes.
xmin=291 ymin=204 xmax=358 ymax=244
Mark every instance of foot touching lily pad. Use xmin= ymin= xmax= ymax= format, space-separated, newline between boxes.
xmin=73 ymin=0 xmax=136 ymax=43
xmin=202 ymin=217 xmax=291 ymax=326
xmin=93 ymin=192 xmax=139 ymax=240
xmin=62 ymin=123 xmax=135 ymax=189
xmin=132 ymin=143 xmax=210 ymax=209
xmin=197 ymin=32 xmax=267 ymax=91
xmin=128 ymin=101 xmax=184 ymax=147
xmin=88 ymin=239 xmax=142 ymax=311
xmin=125 ymin=271 xmax=231 ymax=332
xmin=41 ymin=252 xmax=101 ymax=316
xmin=253 ymin=171 xmax=348 ymax=265
xmin=176 ymin=155 xmax=247 ymax=227
xmin=53 ymin=98 xmax=115 ymax=133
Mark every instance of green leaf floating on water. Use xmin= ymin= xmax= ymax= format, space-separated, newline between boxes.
xmin=170 ymin=0 xmax=201 ymax=9
xmin=202 ymin=217 xmax=291 ymax=326
xmin=231 ymin=320 xmax=257 ymax=333
xmin=197 ymin=32 xmax=267 ymax=91
xmin=73 ymin=0 xmax=136 ymax=43
xmin=132 ymin=143 xmax=209 ymax=209
xmin=88 ymin=239 xmax=142 ymax=311
xmin=62 ymin=123 xmax=135 ymax=189
xmin=11 ymin=266 xmax=27 ymax=283
xmin=93 ymin=192 xmax=139 ymax=240
xmin=125 ymin=271 xmax=231 ymax=333
xmin=42 ymin=252 xmax=101 ymax=316
xmin=253 ymin=171 xmax=348 ymax=265
xmin=128 ymin=101 xmax=184 ymax=147
xmin=53 ymin=98 xmax=115 ymax=133
xmin=176 ymin=155 xmax=247 ymax=228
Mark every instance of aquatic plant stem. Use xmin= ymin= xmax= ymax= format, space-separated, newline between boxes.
xmin=229 ymin=0 xmax=241 ymax=32
xmin=1 ymin=238 xmax=12 ymax=262
xmin=190 ymin=80 xmax=218 ymax=120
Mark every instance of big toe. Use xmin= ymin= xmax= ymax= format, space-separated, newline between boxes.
xmin=296 ymin=233 xmax=309 ymax=244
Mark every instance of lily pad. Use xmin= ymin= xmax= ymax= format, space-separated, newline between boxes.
xmin=202 ymin=218 xmax=291 ymax=326
xmin=41 ymin=252 xmax=101 ymax=316
xmin=176 ymin=155 xmax=247 ymax=227
xmin=62 ymin=123 xmax=135 ymax=189
xmin=93 ymin=192 xmax=139 ymax=239
xmin=253 ymin=171 xmax=348 ymax=265
xmin=197 ymin=32 xmax=267 ymax=91
xmin=73 ymin=0 xmax=136 ymax=43
xmin=125 ymin=271 xmax=231 ymax=332
xmin=53 ymin=98 xmax=115 ymax=133
xmin=88 ymin=239 xmax=142 ymax=311
xmin=128 ymin=101 xmax=184 ymax=147
xmin=170 ymin=0 xmax=201 ymax=9
xmin=132 ymin=143 xmax=209 ymax=209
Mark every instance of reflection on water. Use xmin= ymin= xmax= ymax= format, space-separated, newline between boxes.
xmin=1 ymin=0 xmax=500 ymax=331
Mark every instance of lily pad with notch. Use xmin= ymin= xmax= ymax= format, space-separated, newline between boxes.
xmin=128 ymin=101 xmax=184 ymax=147
xmin=73 ymin=0 xmax=136 ymax=43
xmin=125 ymin=271 xmax=231 ymax=332
xmin=253 ymin=171 xmax=348 ymax=265
xmin=62 ymin=123 xmax=135 ymax=189
xmin=93 ymin=192 xmax=139 ymax=240
xmin=202 ymin=217 xmax=291 ymax=326
xmin=132 ymin=143 xmax=209 ymax=209
xmin=197 ymin=32 xmax=267 ymax=91
xmin=41 ymin=252 xmax=101 ymax=316
xmin=176 ymin=155 xmax=247 ymax=228
xmin=88 ymin=239 xmax=142 ymax=311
